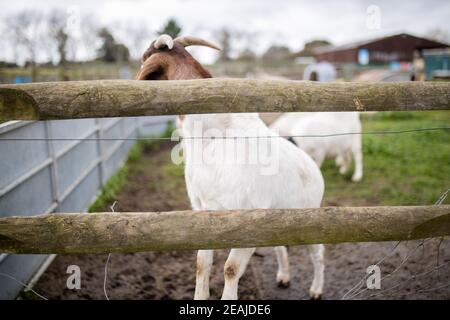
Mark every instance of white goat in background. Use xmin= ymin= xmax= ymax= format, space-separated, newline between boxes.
xmin=136 ymin=35 xmax=326 ymax=300
xmin=250 ymin=71 xmax=363 ymax=182
xmin=271 ymin=112 xmax=363 ymax=182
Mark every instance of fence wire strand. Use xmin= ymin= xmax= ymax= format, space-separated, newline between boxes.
xmin=0 ymin=273 xmax=48 ymax=300
xmin=342 ymin=189 xmax=449 ymax=300
xmin=0 ymin=126 xmax=449 ymax=142
xmin=103 ymin=200 xmax=118 ymax=301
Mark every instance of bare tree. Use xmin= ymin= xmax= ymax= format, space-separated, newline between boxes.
xmin=262 ymin=45 xmax=291 ymax=61
xmin=4 ymin=10 xmax=44 ymax=79
xmin=235 ymin=30 xmax=260 ymax=61
xmin=124 ymin=22 xmax=152 ymax=61
xmin=217 ymin=28 xmax=232 ymax=61
xmin=97 ymin=28 xmax=130 ymax=63
xmin=78 ymin=14 xmax=100 ymax=61
xmin=47 ymin=9 xmax=70 ymax=66
xmin=2 ymin=19 xmax=20 ymax=64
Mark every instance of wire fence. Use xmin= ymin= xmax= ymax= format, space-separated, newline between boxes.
xmin=0 ymin=126 xmax=449 ymax=141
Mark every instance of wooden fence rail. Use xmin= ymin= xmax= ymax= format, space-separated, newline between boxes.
xmin=0 ymin=206 xmax=448 ymax=254
xmin=1 ymin=79 xmax=450 ymax=121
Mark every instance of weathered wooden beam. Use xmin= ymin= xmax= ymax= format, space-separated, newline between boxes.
xmin=1 ymin=79 xmax=449 ymax=121
xmin=0 ymin=206 xmax=448 ymax=254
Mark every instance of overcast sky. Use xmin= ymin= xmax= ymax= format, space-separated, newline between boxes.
xmin=1 ymin=0 xmax=449 ymax=63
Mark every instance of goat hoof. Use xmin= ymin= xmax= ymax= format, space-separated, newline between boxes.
xmin=276 ymin=273 xmax=290 ymax=288
xmin=277 ymin=279 xmax=290 ymax=288
xmin=309 ymin=293 xmax=322 ymax=300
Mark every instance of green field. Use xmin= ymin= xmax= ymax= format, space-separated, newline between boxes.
xmin=321 ymin=111 xmax=450 ymax=206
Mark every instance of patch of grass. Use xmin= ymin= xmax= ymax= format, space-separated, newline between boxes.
xmin=159 ymin=162 xmax=185 ymax=193
xmin=88 ymin=153 xmax=131 ymax=213
xmin=322 ymin=111 xmax=450 ymax=206
xmin=163 ymin=161 xmax=184 ymax=178
xmin=139 ymin=120 xmax=176 ymax=153
xmin=88 ymin=122 xmax=175 ymax=212
xmin=17 ymin=290 xmax=43 ymax=300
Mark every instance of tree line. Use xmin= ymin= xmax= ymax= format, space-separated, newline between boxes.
xmin=1 ymin=9 xmax=334 ymax=69
xmin=1 ymin=10 xmax=189 ymax=67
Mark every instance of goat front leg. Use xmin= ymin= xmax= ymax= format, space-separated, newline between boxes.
xmin=221 ymin=248 xmax=255 ymax=300
xmin=188 ymin=193 xmax=213 ymax=300
xmin=336 ymin=152 xmax=351 ymax=175
xmin=194 ymin=249 xmax=214 ymax=300
xmin=308 ymin=244 xmax=325 ymax=300
xmin=351 ymin=143 xmax=363 ymax=182
xmin=274 ymin=246 xmax=290 ymax=288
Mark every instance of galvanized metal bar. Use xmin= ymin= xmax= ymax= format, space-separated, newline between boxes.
xmin=0 ymin=158 xmax=52 ymax=197
xmin=44 ymin=121 xmax=60 ymax=212
xmin=54 ymin=125 xmax=99 ymax=159
xmin=94 ymin=119 xmax=106 ymax=185
xmin=58 ymin=158 xmax=101 ymax=203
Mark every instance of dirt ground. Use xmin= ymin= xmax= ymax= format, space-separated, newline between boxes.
xmin=33 ymin=143 xmax=450 ymax=300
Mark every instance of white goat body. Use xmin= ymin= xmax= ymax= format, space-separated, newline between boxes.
xmin=181 ymin=113 xmax=325 ymax=300
xmin=271 ymin=112 xmax=363 ymax=182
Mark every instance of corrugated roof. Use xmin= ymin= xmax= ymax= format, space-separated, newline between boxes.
xmin=314 ymin=33 xmax=449 ymax=55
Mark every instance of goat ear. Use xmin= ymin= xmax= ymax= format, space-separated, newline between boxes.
xmin=135 ymin=57 xmax=166 ymax=80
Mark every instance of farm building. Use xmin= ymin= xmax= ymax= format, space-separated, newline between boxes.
xmin=423 ymin=48 xmax=450 ymax=80
xmin=314 ymin=33 xmax=449 ymax=65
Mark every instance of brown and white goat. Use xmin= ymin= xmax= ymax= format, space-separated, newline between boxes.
xmin=136 ymin=34 xmax=325 ymax=300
